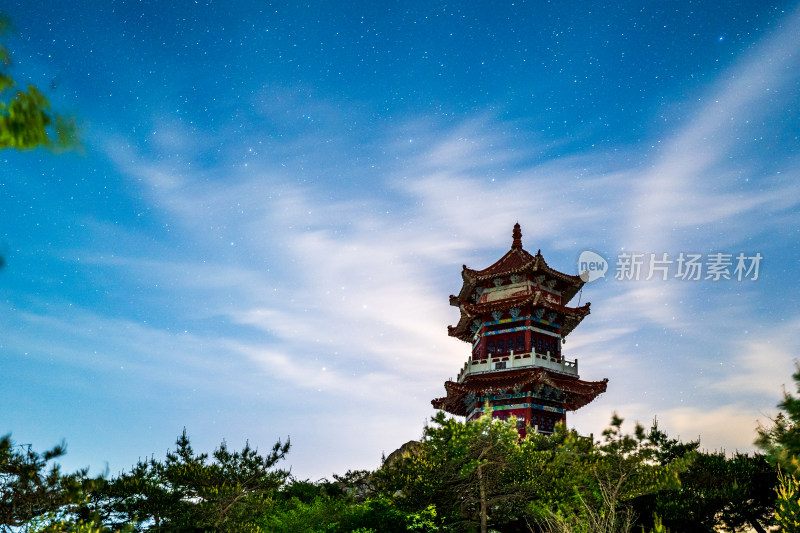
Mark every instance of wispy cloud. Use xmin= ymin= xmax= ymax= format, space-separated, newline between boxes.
xmin=711 ymin=317 xmax=800 ymax=399
xmin=21 ymin=4 xmax=792 ymax=478
xmin=659 ymin=405 xmax=765 ymax=453
xmin=627 ymin=5 xmax=800 ymax=252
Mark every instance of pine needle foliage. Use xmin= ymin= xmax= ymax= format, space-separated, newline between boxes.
xmin=756 ymin=363 xmax=800 ymax=477
xmin=0 ymin=434 xmax=101 ymax=532
xmin=756 ymin=362 xmax=800 ymax=531
xmin=775 ymin=469 xmax=800 ymax=533
xmin=95 ymin=429 xmax=290 ymax=532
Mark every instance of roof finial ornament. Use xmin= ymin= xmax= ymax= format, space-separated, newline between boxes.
xmin=512 ymin=223 xmax=522 ymax=249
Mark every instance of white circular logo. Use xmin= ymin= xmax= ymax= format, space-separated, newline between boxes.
xmin=578 ymin=251 xmax=608 ymax=282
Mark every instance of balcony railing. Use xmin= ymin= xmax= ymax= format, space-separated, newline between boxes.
xmin=456 ymin=350 xmax=578 ymax=383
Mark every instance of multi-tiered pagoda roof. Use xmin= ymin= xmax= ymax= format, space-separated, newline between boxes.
xmin=432 ymin=367 xmax=608 ymax=416
xmin=447 ymin=225 xmax=591 ymax=343
xmin=432 ymin=224 xmax=607 ymax=433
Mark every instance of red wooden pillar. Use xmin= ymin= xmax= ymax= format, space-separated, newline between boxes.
xmin=525 ymin=316 xmax=532 ymax=352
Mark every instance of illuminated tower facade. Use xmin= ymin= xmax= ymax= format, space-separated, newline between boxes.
xmin=432 ymin=224 xmax=608 ymax=437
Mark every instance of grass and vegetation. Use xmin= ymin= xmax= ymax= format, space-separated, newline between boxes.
xmin=2 ymin=376 xmax=796 ymax=533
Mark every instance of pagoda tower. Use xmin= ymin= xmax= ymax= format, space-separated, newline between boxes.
xmin=432 ymin=224 xmax=608 ymax=437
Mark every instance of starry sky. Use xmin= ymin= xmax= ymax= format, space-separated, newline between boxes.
xmin=2 ymin=0 xmax=800 ymax=480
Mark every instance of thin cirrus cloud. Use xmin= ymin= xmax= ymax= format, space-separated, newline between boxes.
xmin=50 ymin=4 xmax=797 ymax=477
xmin=711 ymin=317 xmax=800 ymax=399
xmin=626 ymin=4 xmax=800 ymax=253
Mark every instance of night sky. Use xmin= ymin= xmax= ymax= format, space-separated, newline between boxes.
xmin=2 ymin=0 xmax=800 ymax=480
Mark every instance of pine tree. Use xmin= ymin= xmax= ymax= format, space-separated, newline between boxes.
xmin=756 ymin=363 xmax=800 ymax=476
xmin=756 ymin=363 xmax=800 ymax=531
xmin=0 ymin=434 xmax=98 ymax=530
xmin=95 ymin=429 xmax=290 ymax=532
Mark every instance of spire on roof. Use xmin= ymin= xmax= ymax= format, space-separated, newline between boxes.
xmin=512 ymin=223 xmax=522 ymax=249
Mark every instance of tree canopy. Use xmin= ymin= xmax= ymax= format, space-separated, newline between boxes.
xmin=91 ymin=429 xmax=290 ymax=532
xmin=1 ymin=413 xmax=785 ymax=533
xmin=0 ymin=433 xmax=100 ymax=532
xmin=0 ymin=13 xmax=77 ymax=151
xmin=756 ymin=362 xmax=800 ymax=530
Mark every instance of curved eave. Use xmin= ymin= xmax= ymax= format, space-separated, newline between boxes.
xmin=468 ymin=248 xmax=537 ymax=278
xmin=431 ymin=368 xmax=608 ymax=416
xmin=447 ymin=302 xmax=474 ymax=342
xmin=447 ymin=292 xmax=591 ymax=342
xmin=461 ymin=291 xmax=590 ymax=318
xmin=454 ymin=250 xmax=585 ymax=305
xmin=455 ymin=265 xmax=478 ymax=303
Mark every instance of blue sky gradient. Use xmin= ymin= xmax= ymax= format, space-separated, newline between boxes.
xmin=2 ymin=1 xmax=800 ymax=479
